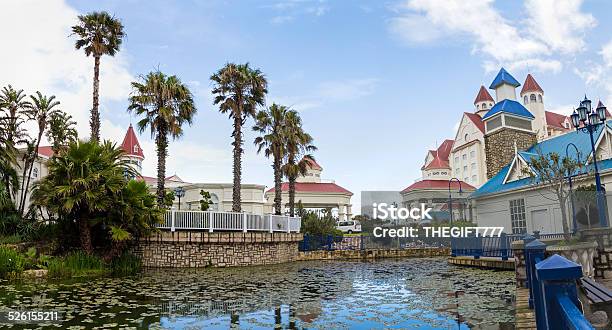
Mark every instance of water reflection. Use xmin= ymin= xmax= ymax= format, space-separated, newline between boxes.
xmin=0 ymin=258 xmax=514 ymax=329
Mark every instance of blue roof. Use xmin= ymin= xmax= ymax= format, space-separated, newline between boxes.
xmin=471 ymin=122 xmax=611 ymax=199
xmin=489 ymin=68 xmax=521 ymax=89
xmin=482 ymin=99 xmax=535 ymax=120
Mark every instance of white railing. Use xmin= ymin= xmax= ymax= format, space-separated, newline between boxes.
xmin=158 ymin=210 xmax=302 ymax=233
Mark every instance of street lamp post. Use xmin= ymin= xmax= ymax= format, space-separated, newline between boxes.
xmin=448 ymin=178 xmax=463 ymax=225
xmin=565 ymin=143 xmax=582 ymax=232
xmin=570 ymin=96 xmax=608 ymax=228
xmin=174 ymin=186 xmax=185 ymax=210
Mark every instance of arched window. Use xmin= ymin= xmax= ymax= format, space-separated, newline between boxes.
xmin=464 ymin=133 xmax=469 ymax=141
xmin=32 ymin=168 xmax=38 ymax=178
xmin=538 ymin=94 xmax=542 ymax=103
xmin=476 ymin=104 xmax=479 ymax=109
xmin=524 ymin=95 xmax=528 ymax=104
xmin=530 ymin=94 xmax=537 ymax=102
xmin=490 ymin=103 xmax=493 ymax=107
xmin=482 ymin=103 xmax=487 ymax=109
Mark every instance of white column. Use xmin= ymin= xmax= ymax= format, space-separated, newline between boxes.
xmin=338 ymin=204 xmax=346 ymax=221
xmin=347 ymin=204 xmax=352 ymax=220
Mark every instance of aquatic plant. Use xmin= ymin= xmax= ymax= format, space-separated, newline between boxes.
xmin=0 ymin=246 xmax=24 ymax=277
xmin=110 ymin=252 xmax=141 ymax=276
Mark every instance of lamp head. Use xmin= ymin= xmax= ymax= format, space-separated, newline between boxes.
xmin=589 ymin=111 xmax=599 ymax=126
xmin=597 ymin=103 xmax=607 ymax=122
xmin=571 ymin=110 xmax=580 ymax=128
xmin=581 ymin=95 xmax=592 ymax=112
xmin=577 ymin=105 xmax=588 ymax=122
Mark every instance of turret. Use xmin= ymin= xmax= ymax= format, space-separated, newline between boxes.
xmin=520 ymin=73 xmax=547 ymax=140
xmin=489 ymin=68 xmax=520 ymax=102
xmin=474 ymin=85 xmax=495 ymax=117
xmin=120 ymin=124 xmax=145 ymax=175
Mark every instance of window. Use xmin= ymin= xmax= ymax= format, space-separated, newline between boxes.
xmin=455 ymin=156 xmax=459 ymax=164
xmin=33 ymin=168 xmax=38 ymax=178
xmin=476 ymin=104 xmax=479 ymax=109
xmin=530 ymin=94 xmax=537 ymax=102
xmin=470 ymin=151 xmax=475 ymax=159
xmin=485 ymin=115 xmax=503 ymax=132
xmin=471 ymin=162 xmax=476 ymax=170
xmin=471 ymin=175 xmax=477 ymax=182
xmin=482 ymin=103 xmax=487 ymax=109
xmin=505 ymin=115 xmax=532 ymax=131
xmin=509 ymin=199 xmax=527 ymax=234
xmin=134 ymin=145 xmax=139 ymax=153
xmin=464 ymin=177 xmax=469 ymax=182
xmin=538 ymin=94 xmax=542 ymax=103
xmin=464 ymin=133 xmax=469 ymax=141
xmin=524 ymin=95 xmax=528 ymax=104
xmin=462 ymin=154 xmax=467 ymax=161
xmin=455 ymin=168 xmax=460 ymax=174
xmin=463 ymin=166 xmax=467 ymax=172
xmin=490 ymin=103 xmax=493 ymax=107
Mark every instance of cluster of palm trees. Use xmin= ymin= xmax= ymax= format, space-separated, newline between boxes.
xmin=1 ymin=9 xmax=318 ymax=249
xmin=0 ymin=85 xmax=77 ymax=222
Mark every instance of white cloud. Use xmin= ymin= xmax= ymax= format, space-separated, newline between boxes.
xmin=574 ymin=41 xmax=612 ymax=105
xmin=266 ymin=0 xmax=329 ymax=25
xmin=0 ymin=0 xmax=134 ymax=142
xmin=388 ymin=0 xmax=594 ymax=74
xmin=525 ymin=0 xmax=596 ymax=54
xmin=317 ymin=78 xmax=379 ymax=101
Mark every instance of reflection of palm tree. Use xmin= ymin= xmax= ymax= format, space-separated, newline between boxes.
xmin=275 ymin=306 xmax=282 ymax=329
xmin=230 ymin=313 xmax=239 ymax=328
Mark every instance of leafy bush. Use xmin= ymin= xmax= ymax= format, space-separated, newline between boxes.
xmin=0 ymin=246 xmax=25 ymax=277
xmin=110 ymin=252 xmax=142 ymax=276
xmin=301 ymin=211 xmax=342 ymax=236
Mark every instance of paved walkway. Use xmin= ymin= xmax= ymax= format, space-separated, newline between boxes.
xmin=515 ymin=288 xmax=536 ymax=329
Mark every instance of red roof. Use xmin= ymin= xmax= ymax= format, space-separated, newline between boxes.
xmin=421 ymin=139 xmax=454 ymax=170
xmin=121 ymin=124 xmax=144 ymax=159
xmin=401 ymin=179 xmax=475 ymax=193
xmin=464 ymin=112 xmax=485 ymax=133
xmin=545 ymin=111 xmax=570 ymax=130
xmin=474 ymin=85 xmax=494 ymax=104
xmin=520 ymin=74 xmax=543 ymax=95
xmin=37 ymin=146 xmax=54 ymax=158
xmin=303 ymin=156 xmax=322 ymax=170
xmin=267 ymin=182 xmax=352 ymax=195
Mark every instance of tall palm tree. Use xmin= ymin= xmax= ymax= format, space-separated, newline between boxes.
xmin=18 ymin=92 xmax=59 ymax=216
xmin=282 ymin=111 xmax=316 ymax=217
xmin=72 ymin=11 xmax=125 ymax=141
xmin=211 ymin=63 xmax=267 ymax=212
xmin=253 ymin=104 xmax=292 ymax=215
xmin=32 ymin=140 xmax=132 ymax=253
xmin=127 ymin=71 xmax=197 ymax=204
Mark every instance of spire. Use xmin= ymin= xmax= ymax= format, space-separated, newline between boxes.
xmin=121 ymin=124 xmax=145 ymax=159
xmin=520 ymin=73 xmax=543 ymax=95
xmin=489 ymin=68 xmax=521 ymax=89
xmin=474 ymin=85 xmax=494 ymax=104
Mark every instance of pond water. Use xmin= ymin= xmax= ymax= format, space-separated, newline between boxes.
xmin=0 ymin=258 xmax=515 ymax=329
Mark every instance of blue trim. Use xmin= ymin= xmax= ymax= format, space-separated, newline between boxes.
xmin=482 ymin=99 xmax=535 ymax=120
xmin=489 ymin=67 xmax=521 ymax=89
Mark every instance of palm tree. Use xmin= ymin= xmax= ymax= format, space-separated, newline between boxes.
xmin=17 ymin=92 xmax=60 ymax=216
xmin=282 ymin=111 xmax=316 ymax=217
xmin=211 ymin=63 xmax=267 ymax=212
xmin=253 ymin=104 xmax=292 ymax=215
xmin=0 ymin=85 xmax=30 ymax=200
xmin=32 ymin=140 xmax=133 ymax=253
xmin=71 ymin=11 xmax=125 ymax=141
xmin=127 ymin=71 xmax=197 ymax=204
xmin=46 ymin=110 xmax=78 ymax=154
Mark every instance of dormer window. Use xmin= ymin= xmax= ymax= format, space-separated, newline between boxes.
xmin=524 ymin=95 xmax=528 ymax=104
xmin=134 ymin=145 xmax=139 ymax=153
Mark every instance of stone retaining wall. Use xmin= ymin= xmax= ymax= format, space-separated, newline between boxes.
xmin=296 ymin=247 xmax=450 ymax=261
xmin=132 ymin=231 xmax=303 ymax=268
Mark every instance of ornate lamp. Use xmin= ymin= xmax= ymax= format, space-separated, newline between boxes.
xmin=571 ymin=110 xmax=580 ymax=128
xmin=597 ymin=103 xmax=607 ymax=122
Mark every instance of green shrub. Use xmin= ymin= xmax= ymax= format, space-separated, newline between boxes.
xmin=110 ymin=252 xmax=142 ymax=276
xmin=49 ymin=251 xmax=106 ymax=278
xmin=0 ymin=246 xmax=25 ymax=278
xmin=47 ymin=258 xmax=72 ymax=279
xmin=0 ymin=234 xmax=22 ymax=244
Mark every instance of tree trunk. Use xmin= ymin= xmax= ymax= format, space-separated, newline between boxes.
xmin=79 ymin=216 xmax=93 ymax=254
xmin=91 ymin=55 xmax=101 ymax=142
xmin=289 ymin=174 xmax=296 ymax=217
xmin=156 ymin=126 xmax=168 ymax=206
xmin=559 ymin=197 xmax=571 ymax=241
xmin=232 ymin=115 xmax=243 ymax=212
xmin=273 ymin=153 xmax=282 ymax=215
xmin=19 ymin=133 xmax=42 ymax=216
xmin=104 ymin=240 xmax=126 ymax=262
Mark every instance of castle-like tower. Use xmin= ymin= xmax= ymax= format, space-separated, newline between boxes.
xmin=520 ymin=74 xmax=547 ymax=140
xmin=120 ymin=124 xmax=145 ymax=174
xmin=483 ymin=68 xmax=537 ymax=179
xmin=474 ymin=85 xmax=495 ymax=117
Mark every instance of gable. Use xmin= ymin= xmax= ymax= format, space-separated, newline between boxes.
xmin=453 ymin=113 xmax=484 ymax=150
xmin=503 ymin=153 xmax=533 ymax=184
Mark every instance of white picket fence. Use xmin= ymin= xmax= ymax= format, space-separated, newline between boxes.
xmin=158 ymin=210 xmax=301 ymax=233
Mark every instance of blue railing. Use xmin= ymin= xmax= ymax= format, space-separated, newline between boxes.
xmin=451 ymin=233 xmax=522 ymax=259
xmin=524 ymin=238 xmax=594 ymax=329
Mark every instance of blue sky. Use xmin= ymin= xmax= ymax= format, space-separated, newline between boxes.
xmin=4 ymin=0 xmax=612 ymax=213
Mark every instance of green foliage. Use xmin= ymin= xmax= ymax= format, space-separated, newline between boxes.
xmin=48 ymin=251 xmax=105 ymax=278
xmin=46 ymin=110 xmax=78 ymax=154
xmin=199 ymin=190 xmax=212 ymax=211
xmin=110 ymin=252 xmax=142 ymax=276
xmin=107 ymin=180 xmax=162 ymax=241
xmin=0 ymin=234 xmax=22 ymax=244
xmin=71 ymin=11 xmax=125 ymax=58
xmin=301 ymin=210 xmax=342 ymax=236
xmin=163 ymin=190 xmax=175 ymax=209
xmin=0 ymin=246 xmax=25 ymax=277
